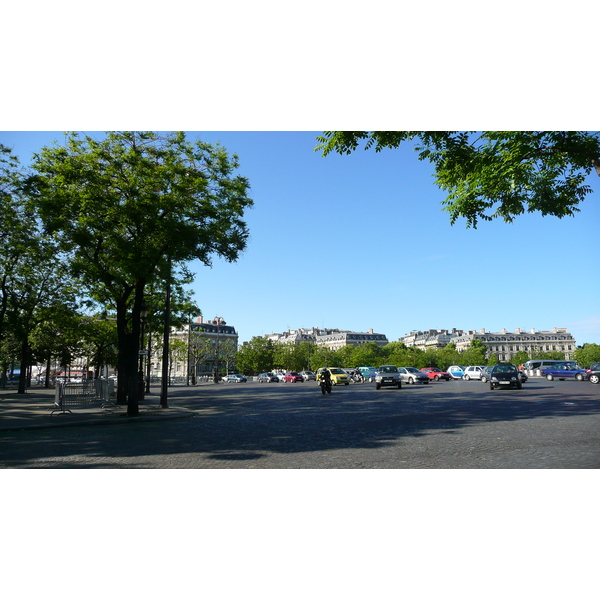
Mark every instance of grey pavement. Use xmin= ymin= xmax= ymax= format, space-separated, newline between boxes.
xmin=2 ymin=378 xmax=600 ymax=468
xmin=0 ymin=384 xmax=196 ymax=431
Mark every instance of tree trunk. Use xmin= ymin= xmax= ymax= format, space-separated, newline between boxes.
xmin=17 ymin=337 xmax=29 ymax=394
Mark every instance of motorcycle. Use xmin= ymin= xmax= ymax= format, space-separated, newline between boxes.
xmin=350 ymin=372 xmax=364 ymax=384
xmin=320 ymin=378 xmax=332 ymax=395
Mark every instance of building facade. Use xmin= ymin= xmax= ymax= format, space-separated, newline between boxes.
xmin=150 ymin=316 xmax=239 ymax=382
xmin=266 ymin=327 xmax=389 ymax=351
xmin=314 ymin=329 xmax=389 ymax=351
xmin=400 ymin=327 xmax=577 ymax=362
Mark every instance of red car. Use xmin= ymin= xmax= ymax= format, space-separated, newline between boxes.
xmin=420 ymin=367 xmax=451 ymax=381
xmin=283 ymin=372 xmax=303 ymax=383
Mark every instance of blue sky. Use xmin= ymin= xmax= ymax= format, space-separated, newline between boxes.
xmin=2 ymin=131 xmax=599 ymax=347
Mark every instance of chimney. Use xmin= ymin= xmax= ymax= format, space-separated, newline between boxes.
xmin=531 ymin=328 xmax=535 ymax=334
xmin=369 ymin=328 xmax=374 ymax=334
xmin=197 ymin=316 xmax=203 ymax=323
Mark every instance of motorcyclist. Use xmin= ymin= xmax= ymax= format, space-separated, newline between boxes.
xmin=320 ymin=368 xmax=332 ymax=394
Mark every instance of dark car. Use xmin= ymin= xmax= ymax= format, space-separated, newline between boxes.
xmin=541 ymin=364 xmax=587 ymax=381
xmin=420 ymin=367 xmax=451 ymax=381
xmin=480 ymin=366 xmax=494 ymax=383
xmin=585 ymin=363 xmax=600 ymax=384
xmin=489 ymin=364 xmax=522 ymax=390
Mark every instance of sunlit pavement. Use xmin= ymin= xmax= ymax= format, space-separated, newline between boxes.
xmin=1 ymin=379 xmax=600 ymax=468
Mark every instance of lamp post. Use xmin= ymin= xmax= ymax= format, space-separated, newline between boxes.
xmin=138 ymin=302 xmax=148 ymax=401
xmin=187 ymin=314 xmax=191 ymax=386
xmin=213 ymin=316 xmax=225 ymax=383
xmin=160 ymin=257 xmax=172 ymax=409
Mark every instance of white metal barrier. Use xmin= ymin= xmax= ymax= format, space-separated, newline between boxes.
xmin=52 ymin=380 xmax=116 ymax=415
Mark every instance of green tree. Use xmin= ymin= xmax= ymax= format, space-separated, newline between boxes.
xmin=461 ymin=339 xmax=488 ymax=366
xmin=510 ymin=351 xmax=530 ymax=367
xmin=219 ymin=338 xmax=238 ymax=375
xmin=309 ymin=345 xmax=337 ymax=371
xmin=349 ymin=342 xmax=383 ymax=367
xmin=188 ymin=329 xmax=213 ymax=383
xmin=30 ymin=132 xmax=253 ymax=415
xmin=4 ymin=235 xmax=78 ymax=393
xmin=487 ymin=353 xmax=499 ymax=366
xmin=0 ymin=144 xmax=37 ymax=345
xmin=236 ymin=337 xmax=275 ymax=374
xmin=574 ymin=343 xmax=600 ymax=368
xmin=436 ymin=343 xmax=462 ymax=370
xmin=316 ymin=132 xmax=600 ymax=228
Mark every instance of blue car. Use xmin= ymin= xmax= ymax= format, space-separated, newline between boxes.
xmin=541 ymin=364 xmax=587 ymax=381
xmin=447 ymin=365 xmax=466 ymax=380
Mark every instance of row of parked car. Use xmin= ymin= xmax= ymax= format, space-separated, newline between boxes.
xmin=434 ymin=363 xmax=600 ymax=384
xmin=225 ymin=362 xmax=600 ymax=387
xmin=256 ymin=371 xmax=316 ymax=383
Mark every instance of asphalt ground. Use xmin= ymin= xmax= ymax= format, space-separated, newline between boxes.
xmin=4 ymin=378 xmax=598 ymax=600
xmin=1 ymin=377 xmax=600 ymax=468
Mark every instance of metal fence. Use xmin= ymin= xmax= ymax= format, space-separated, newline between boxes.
xmin=52 ymin=379 xmax=116 ymax=415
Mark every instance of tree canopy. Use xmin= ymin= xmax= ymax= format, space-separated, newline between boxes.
xmin=29 ymin=131 xmax=253 ymax=413
xmin=315 ymin=131 xmax=600 ymax=228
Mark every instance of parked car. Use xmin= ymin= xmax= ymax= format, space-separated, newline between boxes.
xmin=224 ymin=374 xmax=247 ymax=383
xmin=447 ymin=365 xmax=466 ymax=380
xmin=420 ymin=367 xmax=451 ymax=381
xmin=316 ymin=367 xmax=350 ymax=386
xmin=300 ymin=371 xmax=316 ymax=382
xmin=374 ymin=365 xmax=402 ymax=390
xmin=283 ymin=372 xmax=303 ymax=383
xmin=397 ymin=367 xmax=430 ymax=384
xmin=463 ymin=366 xmax=485 ymax=381
xmin=257 ymin=372 xmax=278 ymax=383
xmin=489 ymin=364 xmax=522 ymax=390
xmin=585 ymin=363 xmax=600 ymax=384
xmin=480 ymin=366 xmax=494 ymax=383
xmin=273 ymin=372 xmax=287 ymax=382
xmin=541 ymin=364 xmax=587 ymax=381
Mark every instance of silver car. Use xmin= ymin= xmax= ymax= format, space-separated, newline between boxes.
xmin=300 ymin=371 xmax=316 ymax=381
xmin=398 ymin=367 xmax=430 ymax=384
xmin=257 ymin=372 xmax=278 ymax=383
xmin=375 ymin=365 xmax=402 ymax=389
xmin=463 ymin=366 xmax=485 ymax=381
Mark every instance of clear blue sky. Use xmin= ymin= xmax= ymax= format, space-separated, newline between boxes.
xmin=2 ymin=131 xmax=599 ymax=347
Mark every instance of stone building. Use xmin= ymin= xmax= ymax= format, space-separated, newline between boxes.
xmin=266 ymin=327 xmax=389 ymax=351
xmin=150 ymin=316 xmax=238 ymax=381
xmin=400 ymin=327 xmax=577 ymax=362
xmin=314 ymin=329 xmax=389 ymax=351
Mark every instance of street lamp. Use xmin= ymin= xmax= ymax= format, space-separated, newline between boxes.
xmin=213 ymin=316 xmax=226 ymax=383
xmin=139 ymin=302 xmax=148 ymax=400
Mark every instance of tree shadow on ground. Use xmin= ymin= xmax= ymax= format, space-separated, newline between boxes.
xmin=2 ymin=382 xmax=600 ymax=467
